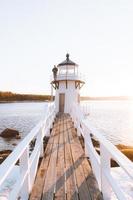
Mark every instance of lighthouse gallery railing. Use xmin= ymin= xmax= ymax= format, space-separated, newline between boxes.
xmin=0 ymin=102 xmax=56 ymax=200
xmin=71 ymin=103 xmax=133 ymax=200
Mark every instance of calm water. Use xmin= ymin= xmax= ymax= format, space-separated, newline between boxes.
xmin=84 ymin=100 xmax=133 ymax=146
xmin=0 ymin=101 xmax=133 ymax=151
xmin=0 ymin=102 xmax=47 ymax=151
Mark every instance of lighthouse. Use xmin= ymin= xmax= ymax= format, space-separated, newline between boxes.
xmin=51 ymin=54 xmax=85 ymax=113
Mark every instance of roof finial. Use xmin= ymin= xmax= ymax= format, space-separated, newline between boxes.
xmin=66 ymin=53 xmax=69 ymax=61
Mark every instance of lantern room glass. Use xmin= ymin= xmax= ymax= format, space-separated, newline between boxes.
xmin=58 ymin=65 xmax=78 ymax=76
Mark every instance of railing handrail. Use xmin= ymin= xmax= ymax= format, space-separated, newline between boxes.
xmin=50 ymin=73 xmax=85 ymax=82
xmin=0 ymin=102 xmax=56 ymax=199
xmin=83 ymin=118 xmax=133 ymax=179
xmin=0 ymin=121 xmax=42 ymax=186
xmin=57 ymin=73 xmax=85 ymax=80
xmin=70 ymin=103 xmax=133 ymax=200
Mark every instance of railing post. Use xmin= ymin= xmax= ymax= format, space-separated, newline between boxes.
xmin=82 ymin=125 xmax=89 ymax=157
xmin=84 ymin=133 xmax=90 ymax=158
xmin=73 ymin=116 xmax=76 ymax=128
xmin=85 ymin=142 xmax=90 ymax=158
xmin=100 ymin=144 xmax=111 ymax=199
xmin=77 ymin=124 xmax=81 ymax=136
xmin=20 ymin=146 xmax=30 ymax=200
xmin=47 ymin=127 xmax=51 ymax=136
xmin=44 ymin=119 xmax=49 ymax=136
xmin=39 ymin=126 xmax=44 ymax=158
xmin=50 ymin=114 xmax=53 ymax=129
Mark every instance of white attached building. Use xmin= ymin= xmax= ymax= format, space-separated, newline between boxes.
xmin=51 ymin=54 xmax=85 ymax=113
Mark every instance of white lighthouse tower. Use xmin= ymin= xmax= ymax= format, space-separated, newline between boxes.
xmin=51 ymin=54 xmax=85 ymax=113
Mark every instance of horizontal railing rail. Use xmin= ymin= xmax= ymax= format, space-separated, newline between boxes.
xmin=0 ymin=102 xmax=56 ymax=200
xmin=70 ymin=103 xmax=133 ymax=200
xmin=50 ymin=73 xmax=85 ymax=82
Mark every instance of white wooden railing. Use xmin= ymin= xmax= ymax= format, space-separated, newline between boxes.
xmin=50 ymin=73 xmax=85 ymax=82
xmin=71 ymin=103 xmax=133 ymax=200
xmin=56 ymin=73 xmax=85 ymax=81
xmin=0 ymin=102 xmax=56 ymax=200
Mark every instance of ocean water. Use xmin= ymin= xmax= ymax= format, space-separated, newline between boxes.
xmin=0 ymin=102 xmax=47 ymax=151
xmin=0 ymin=101 xmax=133 ymax=152
xmin=82 ymin=100 xmax=133 ymax=146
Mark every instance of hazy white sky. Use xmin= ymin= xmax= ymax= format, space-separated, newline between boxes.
xmin=0 ymin=0 xmax=133 ymax=96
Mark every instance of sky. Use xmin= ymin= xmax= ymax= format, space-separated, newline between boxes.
xmin=0 ymin=0 xmax=133 ymax=96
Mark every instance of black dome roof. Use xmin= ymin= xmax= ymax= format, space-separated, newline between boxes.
xmin=58 ymin=54 xmax=78 ymax=67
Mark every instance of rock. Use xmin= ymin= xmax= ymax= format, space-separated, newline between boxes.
xmin=0 ymin=150 xmax=12 ymax=164
xmin=0 ymin=128 xmax=20 ymax=138
xmin=0 ymin=150 xmax=12 ymax=154
xmin=121 ymin=149 xmax=133 ymax=162
xmin=111 ymin=145 xmax=133 ymax=167
xmin=116 ymin=144 xmax=133 ymax=164
xmin=0 ymin=156 xmax=3 ymax=162
xmin=116 ymin=144 xmax=133 ymax=150
xmin=15 ymin=135 xmax=21 ymax=139
xmin=91 ymin=138 xmax=100 ymax=147
xmin=12 ymin=143 xmax=17 ymax=146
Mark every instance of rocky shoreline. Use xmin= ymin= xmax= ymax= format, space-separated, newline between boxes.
xmin=92 ymin=138 xmax=133 ymax=167
xmin=0 ymin=136 xmax=49 ymax=164
xmin=0 ymin=130 xmax=133 ymax=166
xmin=0 ymin=150 xmax=12 ymax=164
xmin=0 ymin=128 xmax=21 ymax=164
xmin=79 ymin=136 xmax=133 ymax=167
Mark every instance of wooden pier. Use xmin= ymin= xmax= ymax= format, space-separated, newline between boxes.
xmin=30 ymin=114 xmax=102 ymax=200
xmin=0 ymin=103 xmax=132 ymax=199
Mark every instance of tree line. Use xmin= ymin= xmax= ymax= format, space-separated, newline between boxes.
xmin=0 ymin=91 xmax=51 ymax=102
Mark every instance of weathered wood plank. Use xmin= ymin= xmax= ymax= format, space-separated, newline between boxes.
xmin=42 ymin=118 xmax=60 ymax=200
xmin=54 ymin=116 xmax=65 ymax=199
xmin=29 ymin=126 xmax=55 ymax=200
xmin=82 ymin=158 xmax=103 ymax=200
xmin=67 ymin=121 xmax=91 ymax=200
xmin=64 ymin=121 xmax=79 ymax=200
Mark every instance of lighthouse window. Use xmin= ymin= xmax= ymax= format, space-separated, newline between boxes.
xmin=68 ymin=69 xmax=74 ymax=74
xmin=58 ymin=65 xmax=78 ymax=76
xmin=60 ymin=69 xmax=66 ymax=74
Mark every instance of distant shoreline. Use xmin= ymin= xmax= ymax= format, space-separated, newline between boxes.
xmin=0 ymin=91 xmax=51 ymax=102
xmin=80 ymin=96 xmax=133 ymax=101
xmin=0 ymin=100 xmax=50 ymax=103
xmin=0 ymin=91 xmax=132 ymax=102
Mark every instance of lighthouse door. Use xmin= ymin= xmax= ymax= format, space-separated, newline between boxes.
xmin=59 ymin=93 xmax=65 ymax=113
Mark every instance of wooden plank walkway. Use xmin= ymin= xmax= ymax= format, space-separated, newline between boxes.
xmin=30 ymin=114 xmax=102 ymax=200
